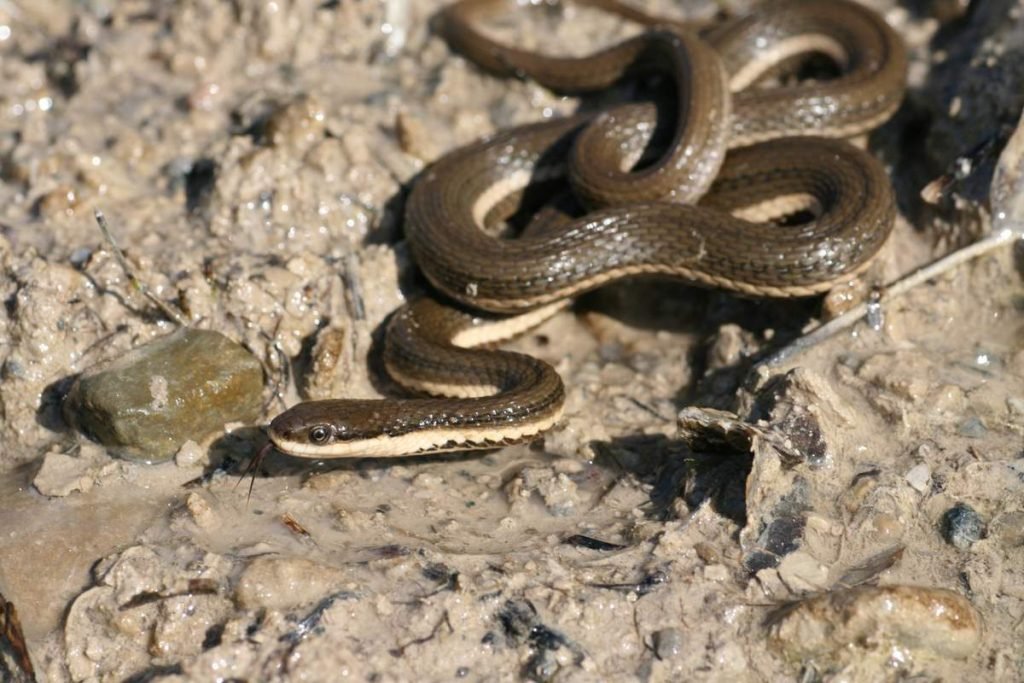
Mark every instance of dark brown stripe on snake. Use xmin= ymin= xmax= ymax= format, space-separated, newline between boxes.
xmin=268 ymin=0 xmax=906 ymax=459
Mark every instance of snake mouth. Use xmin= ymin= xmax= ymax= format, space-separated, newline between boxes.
xmin=264 ymin=435 xmax=332 ymax=459
xmin=264 ymin=426 xmax=287 ymax=451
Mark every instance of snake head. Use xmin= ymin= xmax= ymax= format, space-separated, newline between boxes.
xmin=267 ymin=399 xmax=381 ymax=458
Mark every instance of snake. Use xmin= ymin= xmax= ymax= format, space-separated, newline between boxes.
xmin=266 ymin=0 xmax=907 ymax=459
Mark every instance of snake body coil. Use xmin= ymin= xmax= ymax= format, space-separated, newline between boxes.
xmin=269 ymin=0 xmax=907 ymax=459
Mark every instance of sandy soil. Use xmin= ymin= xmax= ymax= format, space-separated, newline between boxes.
xmin=0 ymin=0 xmax=1022 ymax=681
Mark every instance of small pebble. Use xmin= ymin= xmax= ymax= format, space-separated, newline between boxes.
xmin=693 ymin=542 xmax=721 ymax=564
xmin=905 ymin=463 xmax=931 ymax=493
xmin=395 ymin=110 xmax=444 ymax=162
xmin=842 ymin=470 xmax=879 ymax=514
xmin=185 ymin=492 xmax=218 ymax=529
xmin=652 ymin=628 xmax=683 ymax=660
xmin=870 ymin=512 xmax=903 ymax=539
xmin=941 ymin=503 xmax=986 ymax=550
xmin=69 ymin=246 xmax=92 ymax=267
xmin=63 ymin=328 xmax=263 ymax=462
xmin=33 ymin=451 xmax=96 ymax=497
xmin=957 ymin=417 xmax=987 ymax=438
xmin=263 ymin=95 xmax=325 ymax=149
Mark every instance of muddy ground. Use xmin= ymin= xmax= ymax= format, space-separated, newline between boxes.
xmin=1 ymin=0 xmax=1023 ymax=681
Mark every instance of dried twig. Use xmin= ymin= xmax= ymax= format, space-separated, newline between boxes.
xmin=93 ymin=209 xmax=187 ymax=326
xmin=762 ymin=228 xmax=1020 ymax=367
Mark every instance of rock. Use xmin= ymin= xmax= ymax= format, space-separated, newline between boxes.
xmin=651 ymin=628 xmax=683 ymax=660
xmin=395 ymin=110 xmax=446 ymax=163
xmin=904 ymin=463 xmax=931 ymax=493
xmin=185 ymin=492 xmax=218 ymax=530
xmin=63 ymin=328 xmax=263 ymax=462
xmin=32 ymin=451 xmax=97 ymax=497
xmin=941 ymin=503 xmax=986 ymax=550
xmin=768 ymin=585 xmax=982 ymax=663
xmin=958 ymin=417 xmax=987 ymax=438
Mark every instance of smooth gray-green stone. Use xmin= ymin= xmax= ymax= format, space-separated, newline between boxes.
xmin=63 ymin=328 xmax=263 ymax=462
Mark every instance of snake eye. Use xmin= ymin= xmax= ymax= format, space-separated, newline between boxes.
xmin=308 ymin=425 xmax=331 ymax=444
